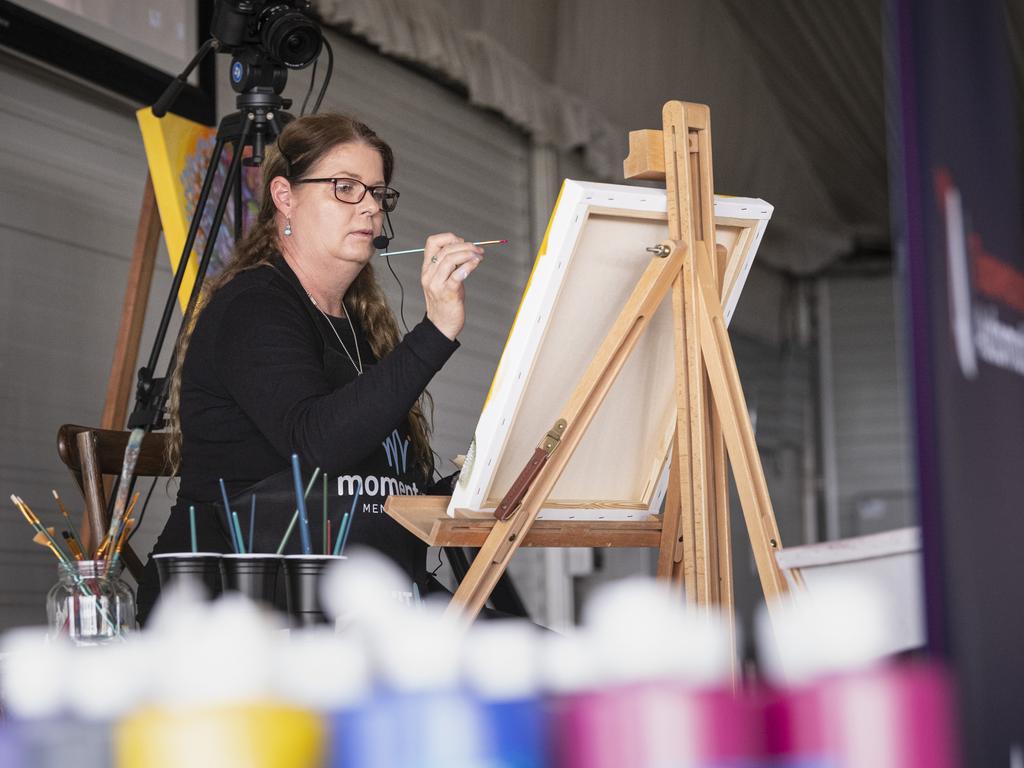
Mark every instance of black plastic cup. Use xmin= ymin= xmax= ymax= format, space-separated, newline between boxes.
xmin=282 ymin=554 xmax=344 ymax=627
xmin=153 ymin=553 xmax=223 ymax=599
xmin=221 ymin=554 xmax=282 ymax=608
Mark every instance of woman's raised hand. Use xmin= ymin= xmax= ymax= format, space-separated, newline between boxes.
xmin=421 ymin=233 xmax=484 ymax=340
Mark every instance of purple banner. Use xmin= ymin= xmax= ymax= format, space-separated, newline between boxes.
xmin=890 ymin=0 xmax=1024 ymax=764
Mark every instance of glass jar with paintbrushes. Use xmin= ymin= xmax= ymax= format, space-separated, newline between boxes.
xmin=10 ymin=430 xmax=149 ymax=643
xmin=46 ymin=559 xmax=135 ymax=645
xmin=9 ymin=493 xmax=137 ymax=644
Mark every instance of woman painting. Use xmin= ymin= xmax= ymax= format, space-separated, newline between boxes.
xmin=136 ymin=113 xmax=485 ymax=621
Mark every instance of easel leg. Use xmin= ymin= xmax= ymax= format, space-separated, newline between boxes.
xmin=656 ymin=429 xmax=684 ymax=592
xmin=102 ymin=174 xmax=161 ymax=430
xmin=696 ymin=257 xmax=788 ymax=602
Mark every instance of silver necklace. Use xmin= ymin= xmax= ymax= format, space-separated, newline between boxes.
xmin=306 ymin=293 xmax=364 ymax=375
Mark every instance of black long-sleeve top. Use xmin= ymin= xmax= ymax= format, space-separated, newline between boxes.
xmin=177 ymin=254 xmax=459 ymax=502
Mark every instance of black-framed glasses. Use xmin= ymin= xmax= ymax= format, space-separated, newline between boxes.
xmin=293 ymin=177 xmax=400 ymax=212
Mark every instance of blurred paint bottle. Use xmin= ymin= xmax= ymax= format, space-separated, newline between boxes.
xmin=0 ymin=628 xmax=115 ymax=768
xmin=463 ymin=620 xmax=548 ymax=768
xmin=337 ymin=602 xmax=490 ymax=768
xmin=756 ymin=579 xmax=959 ymax=768
xmin=549 ymin=579 xmax=757 ymax=768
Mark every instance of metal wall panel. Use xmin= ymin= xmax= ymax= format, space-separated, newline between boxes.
xmin=0 ymin=50 xmax=180 ymax=629
xmin=826 ymin=275 xmax=914 ymax=537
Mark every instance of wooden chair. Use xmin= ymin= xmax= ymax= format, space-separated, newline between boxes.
xmin=56 ymin=424 xmax=175 ymax=580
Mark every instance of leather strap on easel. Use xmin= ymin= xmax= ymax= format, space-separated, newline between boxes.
xmin=494 ymin=419 xmax=566 ymax=520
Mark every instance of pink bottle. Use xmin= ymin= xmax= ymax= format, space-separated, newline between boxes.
xmin=547 ymin=578 xmax=759 ymax=768
xmin=757 ymin=580 xmax=960 ymax=768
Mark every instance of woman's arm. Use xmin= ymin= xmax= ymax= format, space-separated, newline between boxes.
xmin=212 ymin=285 xmax=457 ymax=474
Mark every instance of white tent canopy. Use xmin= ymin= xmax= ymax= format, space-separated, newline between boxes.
xmin=317 ymin=0 xmax=1023 ymax=274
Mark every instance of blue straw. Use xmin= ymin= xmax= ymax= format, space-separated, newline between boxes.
xmin=189 ymin=505 xmax=198 ymax=553
xmin=218 ymin=478 xmax=239 ymax=552
xmin=332 ymin=512 xmax=349 ymax=556
xmin=291 ymin=454 xmax=313 ymax=555
xmin=249 ymin=494 xmax=256 ymax=554
xmin=337 ymin=491 xmax=360 ymax=556
xmin=231 ymin=511 xmax=246 ymax=555
xmin=275 ymin=468 xmax=320 ymax=555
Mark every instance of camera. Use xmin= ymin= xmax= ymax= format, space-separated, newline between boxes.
xmin=211 ymin=0 xmax=322 ymax=69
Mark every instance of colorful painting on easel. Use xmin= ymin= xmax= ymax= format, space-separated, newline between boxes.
xmin=136 ymin=107 xmax=261 ymax=311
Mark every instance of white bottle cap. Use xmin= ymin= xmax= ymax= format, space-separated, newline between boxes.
xmin=540 ymin=630 xmax=598 ymax=695
xmin=273 ymin=627 xmax=370 ymax=710
xmin=148 ymin=591 xmax=280 ymax=707
xmin=756 ymin=575 xmax=890 ymax=685
xmin=583 ymin=577 xmax=732 ymax=687
xmin=462 ymin=620 xmax=541 ymax=700
xmin=319 ymin=547 xmax=412 ymax=629
xmin=65 ymin=639 xmax=150 ymax=721
xmin=373 ymin=603 xmax=464 ymax=691
xmin=0 ymin=627 xmax=68 ymax=719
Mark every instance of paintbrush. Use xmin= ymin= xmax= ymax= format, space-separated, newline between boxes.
xmin=12 ymin=496 xmax=72 ymax=566
xmin=32 ymin=529 xmax=67 ymax=563
xmin=97 ymin=491 xmax=140 ymax=561
xmin=99 ymin=428 xmax=145 ymax=558
xmin=62 ymin=530 xmax=84 ymax=561
xmin=110 ymin=518 xmax=135 ymax=567
xmin=52 ymin=489 xmax=85 ymax=557
xmin=379 ymin=239 xmax=507 ymax=257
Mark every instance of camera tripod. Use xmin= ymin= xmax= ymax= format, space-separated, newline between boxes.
xmin=128 ymin=59 xmax=294 ymax=432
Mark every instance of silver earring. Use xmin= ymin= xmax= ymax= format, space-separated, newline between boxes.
xmin=284 ymin=217 xmax=292 ymax=236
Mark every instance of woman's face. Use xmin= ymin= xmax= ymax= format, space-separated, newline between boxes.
xmin=284 ymin=141 xmax=386 ymax=267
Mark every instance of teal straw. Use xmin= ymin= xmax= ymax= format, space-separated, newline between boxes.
xmin=249 ymin=494 xmax=256 ymax=553
xmin=275 ymin=468 xmax=320 ymax=554
xmin=231 ymin=511 xmax=246 ymax=555
xmin=189 ymin=505 xmax=197 ymax=553
xmin=218 ymin=478 xmax=240 ymax=552
xmin=336 ymin=492 xmax=360 ymax=556
xmin=332 ymin=512 xmax=349 ymax=556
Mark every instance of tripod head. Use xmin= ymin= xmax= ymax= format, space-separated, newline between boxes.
xmin=229 ymin=50 xmax=293 ymax=167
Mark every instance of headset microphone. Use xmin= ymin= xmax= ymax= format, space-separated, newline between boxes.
xmin=373 ymin=210 xmax=395 ymax=250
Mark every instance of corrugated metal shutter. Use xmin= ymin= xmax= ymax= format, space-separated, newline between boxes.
xmin=0 ymin=50 xmax=179 ymax=629
xmin=0 ymin=32 xmax=533 ymax=630
xmin=826 ymin=275 xmax=914 ymax=537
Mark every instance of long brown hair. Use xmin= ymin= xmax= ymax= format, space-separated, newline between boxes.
xmin=167 ymin=113 xmax=434 ymax=479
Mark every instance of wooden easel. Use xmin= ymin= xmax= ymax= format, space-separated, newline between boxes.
xmin=385 ymin=101 xmax=789 ymax=630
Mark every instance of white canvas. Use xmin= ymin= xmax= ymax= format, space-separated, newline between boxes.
xmin=449 ymin=179 xmax=773 ymax=520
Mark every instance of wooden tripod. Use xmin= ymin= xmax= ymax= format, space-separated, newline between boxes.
xmin=386 ymin=101 xmax=789 ymax=631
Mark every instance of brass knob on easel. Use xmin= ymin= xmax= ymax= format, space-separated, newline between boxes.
xmin=646 ymin=244 xmax=672 ymax=258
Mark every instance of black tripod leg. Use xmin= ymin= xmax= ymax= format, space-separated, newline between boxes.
xmin=234 ymin=158 xmax=244 ymax=243
xmin=182 ymin=118 xmax=252 ymax=322
xmin=156 ymin=117 xmax=254 ymax=403
xmin=140 ymin=134 xmax=228 ymax=382
xmin=127 ymin=133 xmax=230 ymax=429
